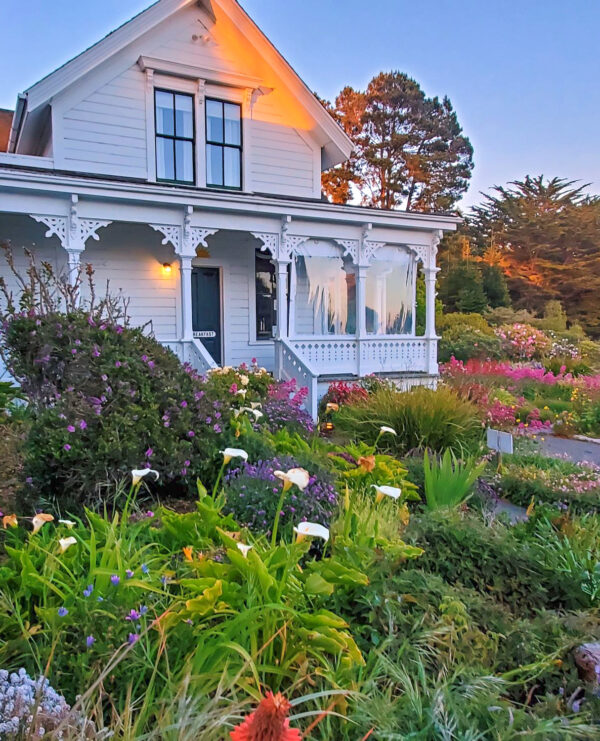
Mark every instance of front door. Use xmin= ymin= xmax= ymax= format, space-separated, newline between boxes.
xmin=192 ymin=267 xmax=222 ymax=365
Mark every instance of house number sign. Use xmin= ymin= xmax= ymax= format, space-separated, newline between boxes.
xmin=194 ymin=330 xmax=216 ymax=339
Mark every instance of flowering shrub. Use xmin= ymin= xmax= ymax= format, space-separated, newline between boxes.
xmin=263 ymin=379 xmax=314 ymax=433
xmin=495 ymin=323 xmax=551 ymax=360
xmin=2 ymin=310 xmax=236 ymax=509
xmin=224 ymin=456 xmax=338 ymax=535
xmin=486 ymin=399 xmax=517 ymax=429
xmin=320 ymin=381 xmax=369 ymax=412
xmin=203 ymin=360 xmax=273 ymax=403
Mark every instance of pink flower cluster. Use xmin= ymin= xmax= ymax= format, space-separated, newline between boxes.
xmin=495 ymin=323 xmax=551 ymax=360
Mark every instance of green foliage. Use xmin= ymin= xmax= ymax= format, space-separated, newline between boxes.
xmin=482 ymin=263 xmax=511 ymax=307
xmin=438 ymin=325 xmax=502 ymax=362
xmin=403 ymin=511 xmax=578 ymax=613
xmin=469 ymin=176 xmax=600 ymax=335
xmin=537 ymin=300 xmax=569 ymax=332
xmin=439 ymin=261 xmax=488 ymax=314
xmin=321 ymin=71 xmax=473 ymax=211
xmin=438 ymin=311 xmax=495 ymax=334
xmin=333 ymin=385 xmax=484 ymax=456
xmin=423 ymin=449 xmax=485 ymax=510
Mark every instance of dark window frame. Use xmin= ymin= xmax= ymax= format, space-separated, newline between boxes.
xmin=154 ymin=88 xmax=196 ymax=185
xmin=205 ymin=97 xmax=243 ymax=190
xmin=255 ymin=248 xmax=277 ymax=340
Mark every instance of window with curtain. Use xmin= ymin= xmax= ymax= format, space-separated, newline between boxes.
xmin=206 ymin=98 xmax=242 ymax=189
xmin=294 ymin=241 xmax=356 ymax=335
xmin=255 ymin=249 xmax=277 ymax=340
xmin=365 ymin=247 xmax=415 ymax=335
xmin=155 ymin=90 xmax=195 ymax=183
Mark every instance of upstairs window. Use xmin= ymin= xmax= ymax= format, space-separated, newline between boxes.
xmin=155 ymin=90 xmax=195 ymax=184
xmin=206 ymin=98 xmax=242 ymax=189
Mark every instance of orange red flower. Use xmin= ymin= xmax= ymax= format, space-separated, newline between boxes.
xmin=230 ymin=692 xmax=301 ymax=741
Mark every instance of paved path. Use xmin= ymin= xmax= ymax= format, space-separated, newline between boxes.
xmin=530 ymin=434 xmax=600 ymax=466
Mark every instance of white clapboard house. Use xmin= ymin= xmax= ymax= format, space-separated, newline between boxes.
xmin=0 ymin=0 xmax=458 ymax=417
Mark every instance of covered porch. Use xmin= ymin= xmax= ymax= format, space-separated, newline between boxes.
xmin=0 ymin=165 xmax=457 ymax=416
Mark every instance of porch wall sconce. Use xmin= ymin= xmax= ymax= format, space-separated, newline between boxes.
xmin=162 ymin=262 xmax=172 ymax=275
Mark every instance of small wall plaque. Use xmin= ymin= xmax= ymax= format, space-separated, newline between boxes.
xmin=194 ymin=330 xmax=216 ymax=339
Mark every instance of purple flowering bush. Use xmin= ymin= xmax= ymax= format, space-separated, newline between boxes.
xmin=2 ymin=310 xmax=234 ymax=510
xmin=223 ymin=456 xmax=338 ymax=536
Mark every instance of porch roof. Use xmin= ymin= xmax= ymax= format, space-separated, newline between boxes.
xmin=0 ymin=160 xmax=460 ymax=234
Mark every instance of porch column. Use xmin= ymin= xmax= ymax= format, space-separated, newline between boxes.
xmin=424 ymin=266 xmax=439 ymax=337
xmin=180 ymin=255 xmax=194 ymax=342
xmin=356 ymin=265 xmax=367 ymax=375
xmin=66 ymin=248 xmax=83 ymax=287
xmin=275 ymin=259 xmax=290 ymax=339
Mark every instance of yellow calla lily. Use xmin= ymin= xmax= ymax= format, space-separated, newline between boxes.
xmin=2 ymin=514 xmax=18 ymax=529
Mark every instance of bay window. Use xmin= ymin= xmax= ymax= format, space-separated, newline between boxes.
xmin=365 ymin=247 xmax=415 ymax=335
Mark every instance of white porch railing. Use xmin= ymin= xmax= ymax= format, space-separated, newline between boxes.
xmin=286 ymin=336 xmax=435 ymax=376
xmin=275 ymin=338 xmax=319 ymax=420
xmin=161 ymin=338 xmax=217 ymax=375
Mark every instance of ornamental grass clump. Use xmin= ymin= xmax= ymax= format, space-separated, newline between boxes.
xmin=223 ymin=456 xmax=338 ymax=536
xmin=333 ymin=386 xmax=483 ymax=457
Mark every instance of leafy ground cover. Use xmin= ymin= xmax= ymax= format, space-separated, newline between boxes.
xmin=3 ymin=264 xmax=600 ymax=737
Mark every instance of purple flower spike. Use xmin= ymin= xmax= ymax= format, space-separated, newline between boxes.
xmin=86 ymin=635 xmax=96 ymax=648
xmin=145 ymin=448 xmax=153 ymax=458
xmin=126 ymin=569 xmax=134 ymax=579
xmin=58 ymin=607 xmax=68 ymax=617
xmin=141 ymin=564 xmax=149 ymax=574
xmin=126 ymin=609 xmax=141 ymax=622
xmin=67 ymin=425 xmax=76 ymax=433
xmin=110 ymin=574 xmax=120 ymax=586
xmin=79 ymin=420 xmax=87 ymax=430
xmin=83 ymin=584 xmax=93 ymax=597
xmin=128 ymin=633 xmax=139 ymax=644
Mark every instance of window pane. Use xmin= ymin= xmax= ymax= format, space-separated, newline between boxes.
xmin=156 ymin=137 xmax=175 ymax=180
xmin=366 ymin=249 xmax=414 ymax=335
xmin=175 ymin=139 xmax=194 ymax=183
xmin=224 ymin=103 xmax=241 ymax=145
xmin=294 ymin=247 xmax=355 ymax=335
xmin=175 ymin=94 xmax=193 ymax=138
xmin=206 ymin=99 xmax=223 ymax=143
xmin=206 ymin=143 xmax=223 ymax=186
xmin=255 ymin=250 xmax=276 ymax=339
xmin=155 ymin=91 xmax=174 ymax=136
xmin=224 ymin=146 xmax=241 ymax=188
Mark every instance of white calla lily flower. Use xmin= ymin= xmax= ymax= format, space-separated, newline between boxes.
xmin=32 ymin=513 xmax=54 ymax=534
xmin=222 ymin=448 xmax=249 ymax=465
xmin=379 ymin=426 xmax=397 ymax=437
xmin=372 ymin=484 xmax=402 ymax=503
xmin=294 ymin=522 xmax=330 ymax=543
xmin=236 ymin=389 xmax=247 ymax=398
xmin=59 ymin=536 xmax=77 ymax=553
xmin=249 ymin=402 xmax=262 ymax=410
xmin=58 ymin=519 xmax=76 ymax=529
xmin=131 ymin=469 xmax=159 ymax=486
xmin=242 ymin=406 xmax=263 ymax=420
xmin=236 ymin=542 xmax=253 ymax=558
xmin=274 ymin=467 xmax=310 ymax=492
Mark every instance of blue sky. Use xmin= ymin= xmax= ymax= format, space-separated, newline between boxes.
xmin=1 ymin=0 xmax=598 ymax=208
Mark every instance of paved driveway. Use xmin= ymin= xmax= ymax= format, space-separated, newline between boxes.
xmin=532 ymin=434 xmax=600 ymax=466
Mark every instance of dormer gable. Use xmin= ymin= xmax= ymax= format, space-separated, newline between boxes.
xmin=8 ymin=0 xmax=352 ymax=199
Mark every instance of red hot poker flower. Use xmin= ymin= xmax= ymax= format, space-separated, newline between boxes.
xmin=230 ymin=692 xmax=301 ymax=741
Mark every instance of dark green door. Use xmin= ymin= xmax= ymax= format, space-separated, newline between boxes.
xmin=192 ymin=267 xmax=222 ymax=365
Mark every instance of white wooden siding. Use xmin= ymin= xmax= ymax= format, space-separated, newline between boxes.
xmin=62 ymin=66 xmax=148 ymax=178
xmin=55 ymin=5 xmax=321 ymax=197
xmin=81 ymin=223 xmax=178 ymax=337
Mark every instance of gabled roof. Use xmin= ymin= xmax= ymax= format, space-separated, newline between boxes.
xmin=12 ymin=0 xmax=352 ymax=166
xmin=0 ymin=109 xmax=13 ymax=152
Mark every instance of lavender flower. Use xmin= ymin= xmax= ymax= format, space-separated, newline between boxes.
xmin=125 ymin=569 xmax=134 ymax=579
xmin=110 ymin=574 xmax=120 ymax=586
xmin=141 ymin=564 xmax=149 ymax=575
xmin=128 ymin=633 xmax=139 ymax=644
xmin=86 ymin=635 xmax=95 ymax=648
xmin=83 ymin=584 xmax=93 ymax=597
xmin=57 ymin=607 xmax=68 ymax=617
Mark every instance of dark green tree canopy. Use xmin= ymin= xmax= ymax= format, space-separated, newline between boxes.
xmin=321 ymin=71 xmax=474 ymax=212
xmin=468 ymin=176 xmax=600 ymax=333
